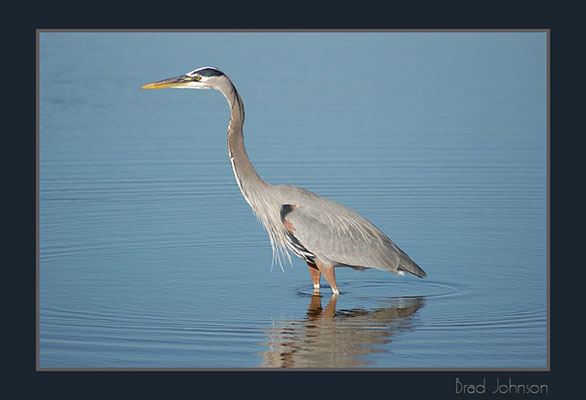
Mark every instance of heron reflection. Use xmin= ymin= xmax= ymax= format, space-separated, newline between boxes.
xmin=259 ymin=295 xmax=425 ymax=368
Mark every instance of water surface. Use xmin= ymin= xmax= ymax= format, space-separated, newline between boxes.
xmin=39 ymin=32 xmax=547 ymax=368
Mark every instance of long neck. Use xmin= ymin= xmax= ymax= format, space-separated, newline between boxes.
xmin=217 ymin=80 xmax=268 ymax=206
xmin=216 ymin=78 xmax=291 ymax=268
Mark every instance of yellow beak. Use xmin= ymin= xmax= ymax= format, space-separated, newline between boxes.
xmin=141 ymin=75 xmax=189 ymax=89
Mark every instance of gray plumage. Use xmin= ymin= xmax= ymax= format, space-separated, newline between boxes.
xmin=142 ymin=66 xmax=426 ymax=295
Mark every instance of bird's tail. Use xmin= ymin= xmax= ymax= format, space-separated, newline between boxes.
xmin=397 ymin=253 xmax=427 ymax=278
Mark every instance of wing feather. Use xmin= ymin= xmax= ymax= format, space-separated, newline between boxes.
xmin=280 ymin=190 xmax=425 ymax=277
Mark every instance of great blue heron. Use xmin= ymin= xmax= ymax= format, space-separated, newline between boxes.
xmin=142 ymin=66 xmax=426 ymax=295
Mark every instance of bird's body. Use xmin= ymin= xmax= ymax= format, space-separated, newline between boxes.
xmin=142 ymin=66 xmax=426 ymax=295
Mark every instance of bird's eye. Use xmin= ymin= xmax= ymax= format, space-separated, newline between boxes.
xmin=193 ymin=74 xmax=201 ymax=81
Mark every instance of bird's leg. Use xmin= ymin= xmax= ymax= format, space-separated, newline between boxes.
xmin=307 ymin=261 xmax=321 ymax=293
xmin=314 ymin=260 xmax=339 ymax=295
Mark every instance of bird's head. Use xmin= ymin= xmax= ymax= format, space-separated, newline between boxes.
xmin=141 ymin=66 xmax=227 ymax=90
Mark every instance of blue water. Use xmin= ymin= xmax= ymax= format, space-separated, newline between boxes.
xmin=39 ymin=32 xmax=547 ymax=368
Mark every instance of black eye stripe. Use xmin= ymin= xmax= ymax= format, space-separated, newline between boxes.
xmin=193 ymin=67 xmax=224 ymax=77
